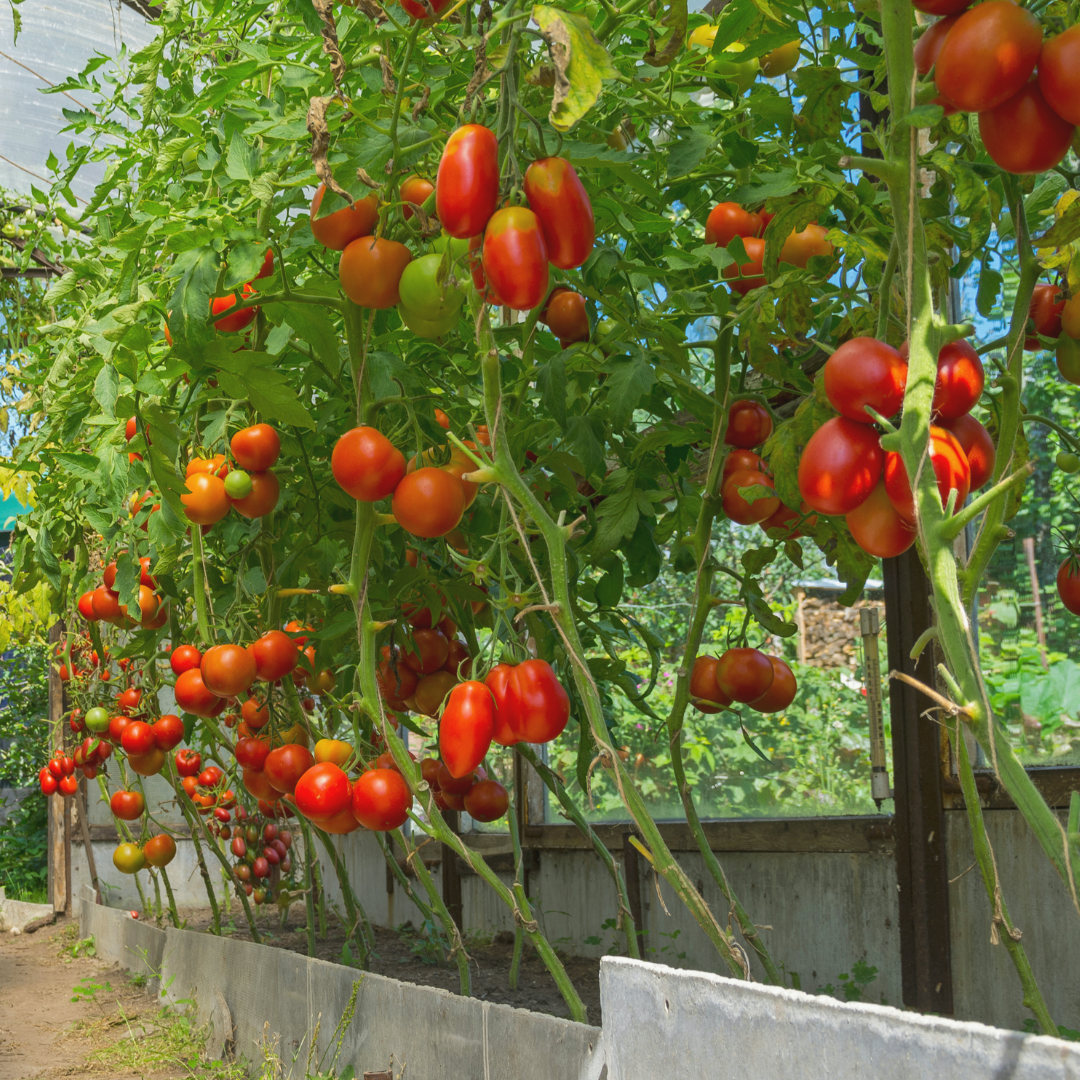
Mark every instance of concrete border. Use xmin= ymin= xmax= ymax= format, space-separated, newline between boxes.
xmin=78 ymin=890 xmax=605 ymax=1080
xmin=0 ymin=886 xmax=53 ymax=932
xmin=599 ymin=956 xmax=1080 ymax=1080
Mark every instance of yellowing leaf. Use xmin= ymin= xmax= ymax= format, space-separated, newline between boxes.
xmin=532 ymin=5 xmax=617 ymax=131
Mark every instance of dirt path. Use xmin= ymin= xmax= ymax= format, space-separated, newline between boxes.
xmin=0 ymin=917 xmax=234 ymax=1080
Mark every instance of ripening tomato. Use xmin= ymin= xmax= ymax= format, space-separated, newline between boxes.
xmin=935 ymin=1 xmax=1041 ymax=113
xmin=722 ymin=469 xmax=780 ymax=525
xmin=716 ymin=647 xmax=774 ymax=704
xmin=1038 ymin=26 xmax=1080 ymax=127
xmin=352 ymin=768 xmax=412 ymax=831
xmin=143 ymin=834 xmax=177 ymax=868
xmin=400 ymin=174 xmax=435 ymax=217
xmin=883 ymin=427 xmax=971 ymax=520
xmin=846 ymin=480 xmax=917 ymax=558
xmin=332 ymin=427 xmax=406 ymax=502
xmin=760 ymin=39 xmax=800 ymax=76
xmin=933 ymin=340 xmax=984 ymax=419
xmin=231 ymin=469 xmax=279 ymax=518
xmin=689 ymin=655 xmax=732 ymax=714
xmin=403 ymin=629 xmax=450 ymax=675
xmin=434 ymin=408 xmax=451 ymax=430
xmin=523 ymin=157 xmax=595 ymax=270
xmin=1058 ymin=557 xmax=1080 ymax=615
xmin=941 ymin=413 xmax=996 ymax=490
xmin=436 ymin=125 xmax=499 ymax=239
xmin=725 ymin=400 xmax=773 ymax=448
xmin=482 ymin=207 xmax=550 ymax=311
xmin=295 ymin=762 xmax=352 ymax=822
xmin=414 ymin=670 xmax=458 ymax=717
xmin=914 ymin=14 xmax=960 ymax=75
xmin=439 ymin=680 xmax=495 ymax=778
xmin=392 ymin=467 xmax=465 ymax=538
xmin=242 ymin=768 xmax=277 ymax=801
xmin=1027 ymin=284 xmax=1065 ymax=350
xmin=443 ymin=639 xmax=471 ymax=679
xmin=912 ymin=0 xmax=968 ymax=13
xmin=113 ymin=843 xmax=145 ymax=875
xmin=723 ymin=449 xmax=767 ymax=478
xmin=181 ymin=472 xmax=231 ymax=526
xmin=484 ymin=663 xmax=519 ymax=746
xmin=111 ymin=790 xmax=145 ymax=821
xmin=211 ymin=284 xmax=257 ymax=333
xmin=339 ymin=236 xmax=412 ymax=309
xmin=264 ymin=744 xmax=315 ymax=795
xmin=468 ymin=234 xmax=506 ymax=305
xmin=309 ymin=184 xmax=379 ymax=251
xmin=151 ymin=714 xmax=184 ymax=751
xmin=779 ymin=224 xmax=833 ymax=269
xmin=760 ymin=500 xmax=815 ymax=540
xmin=983 ymin=83 xmax=1077 ymax=175
xmin=544 ymin=289 xmax=590 ymax=345
xmin=174 ymin=668 xmax=225 ymax=718
xmin=170 ymin=644 xmax=202 ymax=676
xmin=91 ymin=586 xmax=124 ymax=624
xmin=722 ymin=236 xmax=766 ymax=295
xmin=824 ymin=337 xmax=907 ymax=424
xmin=798 ymin=417 xmax=884 ymax=516
xmin=750 ymin=657 xmax=798 ymax=714
xmin=377 ymin=657 xmax=419 ymax=707
xmin=128 ymin=746 xmax=166 ymax=776
xmin=202 ymin=644 xmax=257 ymax=698
xmin=704 ymin=202 xmax=762 ymax=247
xmin=505 ymin=660 xmax=570 ymax=743
xmin=464 ymin=779 xmax=509 ymax=823
xmin=231 ymin=424 xmax=280 ymax=471
xmin=77 ymin=591 xmax=97 ymax=621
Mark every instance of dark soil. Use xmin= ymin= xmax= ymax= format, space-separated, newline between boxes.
xmin=178 ymin=905 xmax=603 ymax=1025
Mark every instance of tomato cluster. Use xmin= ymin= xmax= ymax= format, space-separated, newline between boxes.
xmin=180 ymin=423 xmax=282 ymax=526
xmin=791 ymin=335 xmax=993 ymax=558
xmin=690 ymin=649 xmax=797 ymax=715
xmin=77 ymin=552 xmax=168 ymax=633
xmin=918 ymin=1 xmax=1079 ymax=174
xmin=113 ymin=834 xmax=178 ymax=875
xmin=420 ymin=759 xmax=509 ymax=822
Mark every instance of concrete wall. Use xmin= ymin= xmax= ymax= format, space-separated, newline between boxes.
xmin=599 ymin=956 xmax=1080 ymax=1080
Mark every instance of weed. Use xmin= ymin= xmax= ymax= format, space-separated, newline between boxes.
xmin=57 ymin=929 xmax=97 ymax=961
xmin=464 ymin=927 xmax=494 ymax=949
xmin=395 ymin=919 xmax=448 ymax=965
xmin=130 ymin=972 xmax=148 ymax=989
xmin=71 ymin=976 xmax=113 ymax=1004
xmin=818 ymin=960 xmax=880 ymax=1003
xmin=1022 ymin=1019 xmax=1080 ymax=1040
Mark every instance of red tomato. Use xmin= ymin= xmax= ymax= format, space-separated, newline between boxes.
xmin=211 ymin=284 xmax=257 ymax=333
xmin=264 ymin=744 xmax=315 ymax=795
xmin=1058 ymin=557 xmax=1080 ymax=615
xmin=883 ymin=426 xmax=971 ymax=520
xmin=110 ymin=790 xmax=145 ymax=820
xmin=505 ymin=660 xmax=570 ymax=743
xmin=823 ymin=337 xmax=907 ymax=424
xmin=77 ymin=591 xmax=98 ymax=621
xmin=414 ymin=670 xmax=458 ymax=716
xmin=339 ymin=236 xmax=412 ymax=309
xmin=121 ymin=720 xmax=156 ymax=757
xmin=118 ymin=686 xmax=142 ymax=713
xmin=485 ymin=663 xmax=519 ymax=746
xmin=704 ymin=202 xmax=762 ymax=247
xmin=235 ymin=736 xmax=271 ymax=772
xmin=482 ymin=207 xmax=549 ymax=311
xmin=941 ymin=413 xmax=996 ymax=490
xmin=443 ymin=639 xmax=471 ymax=679
xmin=230 ymin=469 xmax=279 ymax=519
xmin=778 ymin=224 xmax=833 ymax=269
xmin=151 ymin=714 xmax=184 ymax=751
xmin=468 ymin=234 xmax=506 ymax=305
xmin=543 ymin=289 xmax=590 ymax=345
xmin=202 ymin=644 xmax=257 ymax=698
xmin=935 ymin=1 xmax=1041 ymax=113
xmin=981 ymin=82 xmax=1076 ymax=176
xmin=797 ymin=417 xmax=883 ymax=516
xmin=352 ymin=769 xmax=412 ymax=831
xmin=715 ymin=648 xmax=774 ymax=704
xmin=295 ymin=762 xmax=352 ymax=822
xmin=846 ymin=480 xmax=917 ymax=558
xmin=174 ymin=668 xmax=225 ymax=718
xmin=332 ymin=427 xmax=406 ymax=502
xmin=464 ymin=779 xmax=509 ymax=823
xmin=309 ymin=185 xmax=379 ymax=251
xmin=723 ymin=449 xmax=767 ymax=478
xmin=436 ymin=125 xmax=499 ymax=239
xmin=231 ymin=424 xmax=280 ymax=471
xmin=523 ymin=157 xmax=595 ymax=270
xmin=144 ymin=834 xmax=177 ymax=868
xmin=181 ymin=473 xmax=231 ymax=526
xmin=1039 ymin=26 xmax=1080 ymax=127
xmin=722 ymin=237 xmax=766 ymax=295
xmin=243 ymin=768 xmax=278 ymax=801
xmin=722 ymin=469 xmax=780 ymax=525
xmin=255 ymin=248 xmax=274 ymax=280
xmin=91 ymin=586 xmax=124 ymax=624
xmin=39 ymin=768 xmax=58 ymax=796
xmin=1027 ymin=284 xmax=1065 ymax=350
xmin=748 ymin=657 xmax=798 ymax=714
xmin=689 ymin=655 xmax=732 ymax=714
xmin=392 ymin=467 xmax=465 ymax=538
xmin=174 ymin=748 xmax=201 ymax=777
xmin=439 ymin=680 xmax=495 ymax=779
xmin=402 ymin=628 xmax=450 ymax=675
xmin=436 ymin=762 xmax=476 ymax=795
xmin=377 ymin=657 xmax=419 ymax=707
xmin=197 ymin=766 xmax=223 ymax=789
xmin=724 ymin=400 xmax=773 ymax=448
xmin=933 ymin=340 xmax=984 ymax=419
xmin=170 ymin=644 xmax=202 ymax=676
xmin=912 ymin=0 xmax=968 ymax=12
xmin=249 ymin=630 xmax=300 ymax=681
xmin=914 ymin=14 xmax=961 ymax=75
xmin=400 ymin=174 xmax=435 ymax=216
xmin=434 ymin=408 xmax=451 ymax=430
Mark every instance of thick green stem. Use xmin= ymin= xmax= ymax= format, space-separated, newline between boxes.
xmin=470 ymin=289 xmax=749 ymax=980
xmin=299 ymin=817 xmax=318 ymax=957
xmin=160 ymin=864 xmax=181 ymax=928
xmin=314 ymin=829 xmax=373 ymax=966
xmin=375 ymin=831 xmax=447 ymax=964
xmin=189 ymin=524 xmax=214 ymax=647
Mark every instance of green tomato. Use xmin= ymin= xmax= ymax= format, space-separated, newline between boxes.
xmin=1057 ymin=335 xmax=1080 ymax=386
xmin=112 ymin=843 xmax=145 ymax=875
xmin=706 ymin=43 xmax=759 ymax=95
xmin=1057 ymin=452 xmax=1080 ymax=474
xmin=181 ymin=147 xmax=199 ymax=168
xmin=594 ymin=319 xmax=620 ymax=354
xmin=398 ymin=254 xmax=465 ymax=320
xmin=85 ymin=706 xmax=110 ymax=732
xmin=224 ymin=469 xmax=253 ymax=499
xmin=431 ymin=233 xmax=470 ymax=261
xmin=399 ymin=303 xmax=459 ymax=340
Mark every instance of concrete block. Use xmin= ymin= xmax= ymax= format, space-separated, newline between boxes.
xmin=600 ymin=956 xmax=1080 ymax=1080
xmin=79 ymin=893 xmax=166 ymax=985
xmin=482 ymin=996 xmax=605 ymax=1080
xmin=0 ymin=886 xmax=53 ymax=931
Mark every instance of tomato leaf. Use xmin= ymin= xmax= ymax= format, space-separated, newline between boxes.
xmin=166 ymin=246 xmax=220 ymax=351
xmin=665 ymin=127 xmax=710 ymax=179
xmin=93 ymin=364 xmax=119 ymax=417
xmin=744 ymin=578 xmax=797 ymax=637
xmin=709 ymin=0 xmax=757 ymax=54
xmin=593 ymin=481 xmax=640 ymax=555
xmin=34 ymin=524 xmax=62 ymax=592
xmin=719 ymin=130 xmax=758 ymax=171
xmin=975 ymin=264 xmax=1003 ymax=319
xmin=605 ymin=352 xmax=655 ymax=427
xmin=114 ymin=551 xmax=142 ymax=620
xmin=536 ymin=354 xmax=568 ymax=429
xmin=595 ymin=554 xmax=625 ymax=607
xmin=565 ymin=415 xmax=606 ymax=479
xmin=54 ymin=452 xmax=101 ymax=485
xmin=242 ymin=370 xmax=316 ymax=430
xmin=1036 ymin=197 xmax=1080 ymax=249
xmin=740 ymin=724 xmax=773 ymax=764
xmin=532 ymin=5 xmax=617 ymax=131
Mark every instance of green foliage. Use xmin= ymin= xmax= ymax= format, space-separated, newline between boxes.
xmin=0 ymin=790 xmax=48 ymax=900
xmin=0 ymin=643 xmax=50 ymax=789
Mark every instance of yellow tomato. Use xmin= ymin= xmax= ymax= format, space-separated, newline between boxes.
xmin=706 ymin=42 xmax=760 ymax=94
xmin=277 ymin=722 xmax=311 ymax=749
xmin=760 ymin=39 xmax=801 ymax=78
xmin=687 ymin=24 xmax=717 ymax=50
xmin=314 ymin=738 xmax=353 ymax=766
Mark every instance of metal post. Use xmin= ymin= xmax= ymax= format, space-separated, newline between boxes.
xmin=860 ymin=608 xmax=892 ymax=807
